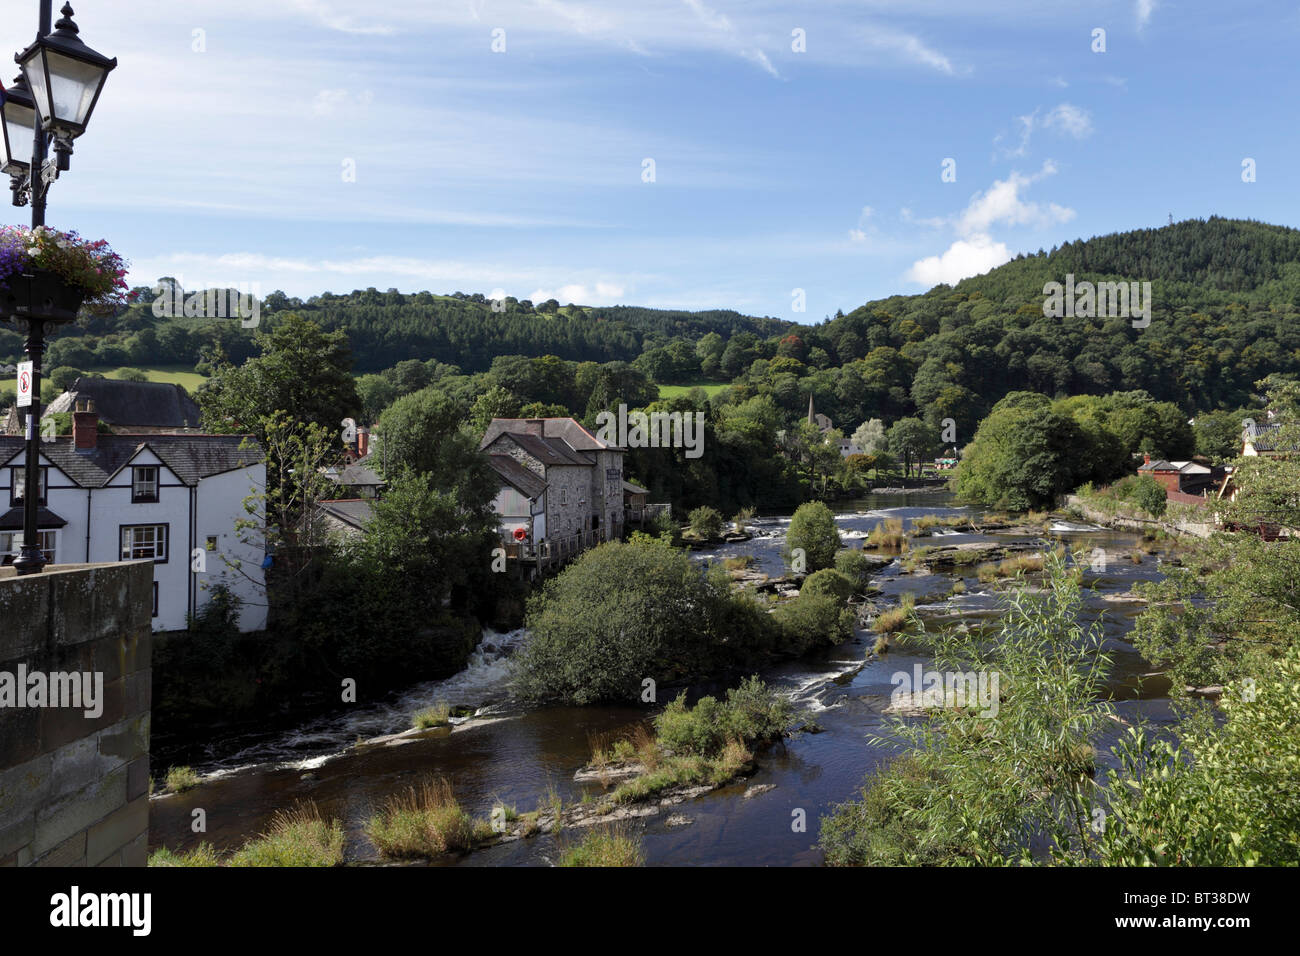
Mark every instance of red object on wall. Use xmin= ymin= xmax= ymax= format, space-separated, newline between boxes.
xmin=513 ymin=527 xmax=527 ymax=541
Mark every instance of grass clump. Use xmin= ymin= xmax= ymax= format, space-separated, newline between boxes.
xmin=366 ymin=778 xmax=478 ymax=858
xmin=228 ymin=803 xmax=344 ymax=867
xmin=148 ymin=843 xmax=222 ymax=867
xmin=872 ymin=593 xmax=916 ymax=634
xmin=722 ymin=554 xmax=755 ymax=571
xmin=558 ymin=826 xmax=644 ymax=867
xmin=165 ymin=766 xmax=200 ymax=793
xmin=413 ymin=701 xmax=451 ymax=729
xmin=865 ymin=517 xmax=908 ymax=552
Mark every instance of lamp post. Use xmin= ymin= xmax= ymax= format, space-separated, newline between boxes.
xmin=2 ymin=2 xmax=114 ymax=575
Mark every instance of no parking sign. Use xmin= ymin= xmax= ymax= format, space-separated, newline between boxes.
xmin=15 ymin=361 xmax=32 ymax=408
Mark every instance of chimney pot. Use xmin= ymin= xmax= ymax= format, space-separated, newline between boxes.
xmin=357 ymin=427 xmax=370 ymax=459
xmin=1143 ymin=452 xmax=1151 ymax=465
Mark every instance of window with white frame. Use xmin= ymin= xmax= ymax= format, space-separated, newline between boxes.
xmin=121 ymin=524 xmax=168 ymax=562
xmin=131 ymin=466 xmax=160 ymax=503
xmin=0 ymin=529 xmax=55 ymax=563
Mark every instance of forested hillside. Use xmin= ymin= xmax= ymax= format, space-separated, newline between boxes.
xmin=6 ymin=216 xmax=1300 ymax=437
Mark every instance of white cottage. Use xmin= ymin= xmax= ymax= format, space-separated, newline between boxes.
xmin=0 ymin=403 xmax=266 ymax=632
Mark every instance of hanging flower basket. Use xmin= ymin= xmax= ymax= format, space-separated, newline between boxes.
xmin=1 ymin=268 xmax=86 ymax=323
xmin=0 ymin=225 xmax=128 ymax=324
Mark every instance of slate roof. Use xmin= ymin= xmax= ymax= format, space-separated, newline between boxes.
xmin=488 ymin=454 xmax=547 ymax=499
xmin=485 ymin=431 xmax=592 ymax=467
xmin=45 ymin=377 xmax=203 ymax=429
xmin=622 ymin=479 xmax=650 ymax=495
xmin=0 ymin=434 xmax=263 ymax=487
xmin=331 ymin=455 xmax=385 ymax=487
xmin=480 ymin=417 xmax=622 ymax=453
xmin=1244 ymin=422 xmax=1299 ymax=453
xmin=317 ymin=499 xmax=375 ymax=530
xmin=1139 ymin=459 xmax=1210 ymax=473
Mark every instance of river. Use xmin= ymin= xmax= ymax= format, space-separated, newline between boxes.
xmin=148 ymin=492 xmax=1177 ymax=865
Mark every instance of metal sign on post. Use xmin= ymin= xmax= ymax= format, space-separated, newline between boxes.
xmin=16 ymin=360 xmax=33 ymax=407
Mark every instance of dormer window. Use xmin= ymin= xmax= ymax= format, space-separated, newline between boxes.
xmin=131 ymin=466 xmax=159 ymax=503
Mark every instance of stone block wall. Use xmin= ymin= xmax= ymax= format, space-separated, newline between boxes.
xmin=0 ymin=561 xmax=153 ymax=867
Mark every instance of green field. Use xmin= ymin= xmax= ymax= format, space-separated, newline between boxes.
xmin=657 ymin=381 xmax=730 ymax=399
xmin=0 ymin=365 xmax=206 ymax=403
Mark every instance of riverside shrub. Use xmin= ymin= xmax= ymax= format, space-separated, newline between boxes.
xmin=513 ymin=537 xmax=771 ymax=703
xmin=784 ymin=501 xmax=842 ymax=572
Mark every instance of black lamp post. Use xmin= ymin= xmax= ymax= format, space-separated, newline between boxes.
xmin=2 ymin=2 xmax=114 ymax=575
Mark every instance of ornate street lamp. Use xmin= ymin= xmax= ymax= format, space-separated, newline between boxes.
xmin=2 ymin=1 xmax=113 ymax=575
xmin=16 ymin=3 xmax=115 ymax=171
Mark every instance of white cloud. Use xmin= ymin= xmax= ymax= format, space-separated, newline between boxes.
xmin=904 ymin=161 xmax=1073 ymax=286
xmin=311 ymin=89 xmax=373 ymax=116
xmin=1041 ymin=103 xmax=1093 ymax=139
xmin=904 ymin=234 xmax=1011 ymax=286
xmin=997 ymin=103 xmax=1093 ymax=157
xmin=849 ymin=205 xmax=875 ymax=240
xmin=529 ymin=282 xmax=626 ymax=305
xmin=1136 ymin=0 xmax=1157 ymax=29
xmin=127 ymin=250 xmax=630 ymax=303
xmin=861 ymin=25 xmax=956 ymax=74
xmin=957 ymin=162 xmax=1074 ymax=235
xmin=289 ymin=0 xmax=395 ymax=34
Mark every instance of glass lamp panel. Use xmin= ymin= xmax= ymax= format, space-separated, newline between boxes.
xmin=41 ymin=50 xmax=104 ymax=129
xmin=1 ymin=99 xmax=35 ymax=171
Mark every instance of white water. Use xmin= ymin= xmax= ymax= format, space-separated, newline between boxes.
xmin=194 ymin=628 xmax=529 ymax=775
xmin=1050 ymin=520 xmax=1105 ymax=532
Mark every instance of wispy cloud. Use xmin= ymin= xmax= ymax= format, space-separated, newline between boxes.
xmin=1136 ymin=0 xmax=1157 ymax=30
xmin=996 ymin=103 xmax=1093 ymax=157
xmin=129 ymin=250 xmax=636 ymax=303
xmin=1041 ymin=103 xmax=1093 ymax=139
xmin=861 ymin=24 xmax=957 ymax=75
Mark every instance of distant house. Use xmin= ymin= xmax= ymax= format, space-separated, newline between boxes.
xmin=0 ymin=403 xmax=266 ymax=632
xmin=323 ymin=455 xmax=385 ymax=499
xmin=22 ymin=376 xmax=203 ymax=434
xmin=480 ymin=417 xmax=626 ymax=567
xmin=315 ymin=498 xmax=376 ymax=540
xmin=1217 ymin=421 xmax=1298 ymax=514
xmin=1138 ymin=454 xmax=1220 ymax=505
xmin=1242 ymin=421 xmax=1297 ymax=457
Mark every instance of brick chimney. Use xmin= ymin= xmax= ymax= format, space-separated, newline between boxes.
xmin=356 ymin=426 xmax=370 ymax=459
xmin=73 ymin=399 xmax=98 ymax=451
xmin=1143 ymin=452 xmax=1151 ymax=465
xmin=522 ymin=418 xmax=545 ymax=436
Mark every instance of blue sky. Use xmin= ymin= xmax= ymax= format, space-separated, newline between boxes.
xmin=4 ymin=0 xmax=1299 ymax=320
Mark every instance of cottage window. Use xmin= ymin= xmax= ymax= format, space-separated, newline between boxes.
xmin=121 ymin=524 xmax=168 ymax=562
xmin=11 ymin=466 xmax=47 ymax=506
xmin=0 ymin=530 xmax=55 ymax=563
xmin=560 ymin=488 xmax=568 ymax=505
xmin=131 ymin=466 xmax=160 ymax=503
